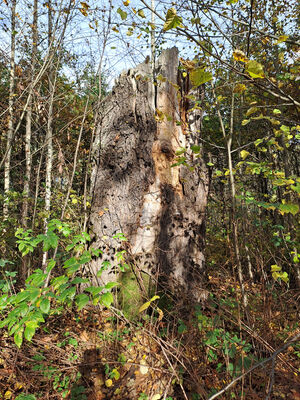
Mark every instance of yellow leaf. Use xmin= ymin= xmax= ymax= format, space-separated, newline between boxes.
xmin=246 ymin=60 xmax=264 ymax=79
xmin=111 ymin=368 xmax=120 ymax=380
xmin=79 ymin=8 xmax=88 ymax=16
xmin=246 ymin=106 xmax=258 ymax=116
xmin=240 ymin=150 xmax=250 ymax=160
xmin=123 ymin=0 xmax=130 ymax=5
xmin=105 ymin=379 xmax=113 ymax=387
xmin=242 ymin=119 xmax=250 ymax=126
xmin=4 ymin=391 xmax=12 ymax=400
xmin=233 ymin=49 xmax=248 ymax=63
xmin=112 ymin=26 xmax=119 ymax=33
xmin=139 ymin=300 xmax=151 ymax=313
xmin=234 ymin=83 xmax=246 ymax=93
xmin=275 ymin=35 xmax=288 ymax=44
xmin=157 ymin=307 xmax=164 ymax=321
xmin=150 ymin=295 xmax=160 ymax=302
xmin=80 ymin=1 xmax=90 ymax=8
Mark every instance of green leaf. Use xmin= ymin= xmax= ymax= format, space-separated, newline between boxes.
xmin=28 ymin=288 xmax=40 ymax=304
xmin=190 ymin=145 xmax=201 ymax=153
xmin=75 ymin=294 xmax=90 ymax=310
xmin=24 ymin=323 xmax=36 ymax=341
xmin=163 ymin=8 xmax=183 ymax=31
xmin=82 ymin=231 xmax=91 ymax=242
xmin=101 ymin=292 xmax=114 ymax=308
xmin=58 ymin=286 xmax=76 ymax=302
xmin=280 ymin=125 xmax=290 ymax=133
xmin=175 ymin=147 xmax=186 ymax=155
xmin=190 ymin=68 xmax=213 ymax=87
xmin=291 ymin=183 xmax=300 ymax=194
xmin=46 ymin=259 xmax=56 ymax=273
xmin=105 ymin=281 xmax=119 ymax=289
xmin=79 ymin=251 xmax=91 ymax=264
xmin=51 ymin=275 xmax=69 ymax=291
xmin=16 ymin=394 xmax=37 ymax=400
xmin=84 ymin=286 xmax=104 ymax=296
xmin=246 ymin=60 xmax=264 ymax=79
xmin=42 ymin=231 xmax=58 ymax=251
xmin=40 ymin=298 xmax=50 ymax=314
xmin=278 ymin=203 xmax=299 ymax=215
xmin=14 ymin=328 xmax=23 ymax=348
xmin=14 ymin=291 xmax=31 ymax=304
xmin=117 ymin=7 xmax=127 ymax=20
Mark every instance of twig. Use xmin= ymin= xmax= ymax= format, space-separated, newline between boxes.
xmin=208 ymin=331 xmax=300 ymax=400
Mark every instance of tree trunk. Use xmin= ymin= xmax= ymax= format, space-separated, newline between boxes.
xmin=22 ymin=0 xmax=38 ymax=230
xmin=89 ymin=48 xmax=209 ymax=301
xmin=3 ymin=0 xmax=16 ymax=219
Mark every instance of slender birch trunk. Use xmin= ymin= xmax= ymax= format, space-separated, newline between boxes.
xmin=42 ymin=0 xmax=54 ymax=269
xmin=4 ymin=0 xmax=16 ymax=219
xmin=22 ymin=0 xmax=38 ymax=229
xmin=213 ymin=83 xmax=247 ymax=306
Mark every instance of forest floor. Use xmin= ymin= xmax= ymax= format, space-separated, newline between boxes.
xmin=0 ymin=268 xmax=299 ymax=400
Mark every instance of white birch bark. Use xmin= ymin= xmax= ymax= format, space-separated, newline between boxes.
xmin=22 ymin=0 xmax=38 ymax=228
xmin=3 ymin=0 xmax=16 ymax=219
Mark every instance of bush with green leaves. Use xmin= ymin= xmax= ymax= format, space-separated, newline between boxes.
xmin=0 ymin=219 xmax=121 ymax=347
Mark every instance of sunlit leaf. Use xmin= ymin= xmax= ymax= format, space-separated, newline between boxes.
xmin=278 ymin=203 xmax=299 ymax=215
xmin=246 ymin=106 xmax=258 ymax=116
xmin=233 ymin=49 xmax=248 ymax=63
xmin=242 ymin=119 xmax=250 ymax=126
xmin=138 ymin=9 xmax=145 ymax=18
xmin=139 ymin=300 xmax=151 ymax=313
xmin=240 ymin=150 xmax=250 ymax=160
xmin=246 ymin=60 xmax=264 ymax=79
xmin=190 ymin=68 xmax=212 ymax=87
xmin=163 ymin=8 xmax=182 ymax=31
xmin=101 ymin=292 xmax=113 ymax=308
xmin=275 ymin=35 xmax=288 ymax=44
xmin=105 ymin=379 xmax=113 ymax=387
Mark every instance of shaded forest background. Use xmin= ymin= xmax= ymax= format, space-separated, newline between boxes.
xmin=0 ymin=0 xmax=299 ymax=399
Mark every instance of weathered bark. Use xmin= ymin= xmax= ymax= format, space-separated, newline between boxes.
xmin=89 ymin=48 xmax=209 ymax=300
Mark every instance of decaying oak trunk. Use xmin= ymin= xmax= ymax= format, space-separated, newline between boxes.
xmin=89 ymin=48 xmax=209 ymax=300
